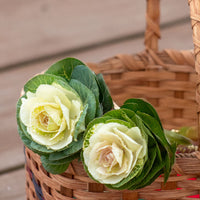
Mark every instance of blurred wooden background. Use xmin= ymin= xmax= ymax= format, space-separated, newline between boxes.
xmin=0 ymin=0 xmax=194 ymax=199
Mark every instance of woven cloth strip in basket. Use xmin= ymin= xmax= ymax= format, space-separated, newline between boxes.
xmin=25 ymin=0 xmax=200 ymax=199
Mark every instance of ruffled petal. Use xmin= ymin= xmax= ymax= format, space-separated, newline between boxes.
xmin=54 ymin=96 xmax=70 ymax=129
xmin=35 ymin=84 xmax=72 ymax=108
xmin=48 ymin=134 xmax=73 ymax=150
xmin=20 ymin=95 xmax=43 ymax=126
xmin=53 ymin=83 xmax=79 ymax=101
xmin=27 ymin=126 xmax=64 ymax=146
xmin=112 ymin=142 xmax=123 ymax=167
xmin=70 ymin=100 xmax=82 ymax=120
xmin=126 ymin=127 xmax=147 ymax=158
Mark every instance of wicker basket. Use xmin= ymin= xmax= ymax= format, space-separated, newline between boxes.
xmin=25 ymin=0 xmax=200 ymax=199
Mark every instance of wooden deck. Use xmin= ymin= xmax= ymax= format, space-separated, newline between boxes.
xmin=0 ymin=0 xmax=194 ymax=199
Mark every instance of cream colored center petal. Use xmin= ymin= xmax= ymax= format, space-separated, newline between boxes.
xmin=98 ymin=145 xmax=114 ymax=167
xmin=31 ymin=106 xmax=62 ymax=133
xmin=97 ymin=142 xmax=123 ymax=172
xmin=38 ymin=111 xmax=51 ymax=129
xmin=28 ymin=110 xmax=67 ymax=147
xmin=44 ymin=105 xmax=62 ymax=126
xmin=98 ymin=145 xmax=116 ymax=168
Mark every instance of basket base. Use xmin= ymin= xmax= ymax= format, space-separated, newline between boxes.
xmin=25 ymin=148 xmax=200 ymax=200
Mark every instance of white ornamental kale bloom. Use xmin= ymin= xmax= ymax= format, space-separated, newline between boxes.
xmin=20 ymin=83 xmax=83 ymax=150
xmin=17 ymin=57 xmax=114 ymax=175
xmin=82 ymin=99 xmax=178 ymax=190
xmin=83 ymin=122 xmax=147 ymax=184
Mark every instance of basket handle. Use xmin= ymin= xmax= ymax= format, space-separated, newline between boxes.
xmin=189 ymin=0 xmax=200 ymax=146
xmin=144 ymin=0 xmax=161 ymax=52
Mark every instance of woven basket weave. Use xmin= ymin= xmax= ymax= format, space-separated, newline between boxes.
xmin=25 ymin=0 xmax=200 ymax=199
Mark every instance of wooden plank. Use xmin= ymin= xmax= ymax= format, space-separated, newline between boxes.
xmin=160 ymin=22 xmax=193 ymax=50
xmin=0 ymin=168 xmax=26 ymax=200
xmin=0 ymin=22 xmax=193 ymax=173
xmin=0 ymin=0 xmax=190 ymax=69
